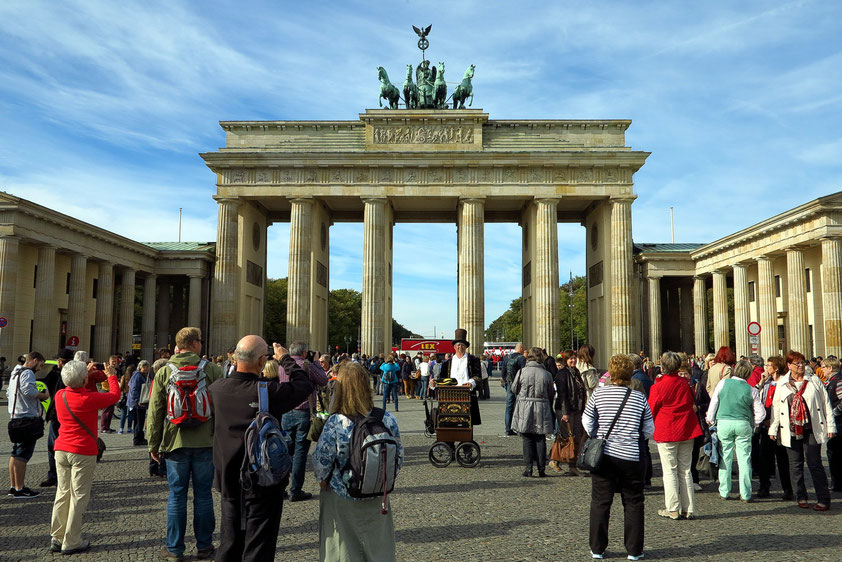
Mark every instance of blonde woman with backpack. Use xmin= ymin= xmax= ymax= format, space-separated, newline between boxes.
xmin=313 ymin=361 xmax=404 ymax=561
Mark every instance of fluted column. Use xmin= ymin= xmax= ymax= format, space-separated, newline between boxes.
xmin=0 ymin=236 xmax=20 ymax=358
xmin=757 ymin=256 xmax=777 ymax=358
xmin=712 ymin=270 xmax=729 ymax=351
xmin=66 ymin=254 xmax=88 ymax=351
xmin=610 ymin=199 xmax=634 ymax=354
xmin=188 ymin=274 xmax=202 ymax=328
xmin=210 ymin=198 xmax=240 ymax=354
xmin=141 ymin=274 xmax=156 ymax=361
xmin=118 ymin=268 xmax=135 ymax=355
xmin=94 ymin=261 xmax=114 ymax=360
xmin=458 ymin=198 xmax=487 ymax=351
xmin=693 ymin=276 xmax=709 ymax=356
xmin=287 ymin=198 xmax=314 ymax=345
xmin=32 ymin=245 xmax=57 ymax=354
xmin=156 ymin=278 xmax=170 ymax=351
xmin=648 ymin=275 xmax=662 ymax=360
xmin=361 ymin=198 xmax=388 ymax=356
xmin=822 ymin=238 xmax=842 ymax=357
xmin=786 ymin=248 xmax=811 ymax=356
xmin=733 ymin=263 xmax=749 ymax=357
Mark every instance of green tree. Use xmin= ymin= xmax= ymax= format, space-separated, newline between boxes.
xmin=263 ymin=277 xmax=288 ymax=345
xmin=328 ymin=288 xmax=362 ymax=353
xmin=485 ymin=297 xmax=523 ymax=342
xmin=392 ymin=319 xmax=421 ymax=347
xmin=558 ymin=275 xmax=588 ymax=352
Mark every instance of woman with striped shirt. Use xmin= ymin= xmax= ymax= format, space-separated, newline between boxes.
xmin=583 ymin=355 xmax=654 ymax=561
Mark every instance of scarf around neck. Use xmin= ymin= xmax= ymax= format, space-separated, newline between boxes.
xmin=787 ymin=377 xmax=810 ymax=439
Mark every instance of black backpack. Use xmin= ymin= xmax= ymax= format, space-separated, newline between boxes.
xmin=338 ymin=408 xmax=399 ymax=513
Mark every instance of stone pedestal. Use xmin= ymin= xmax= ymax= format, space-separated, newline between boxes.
xmin=693 ymin=276 xmax=708 ymax=356
xmin=648 ymin=276 xmax=662 ymax=360
xmin=94 ymin=261 xmax=114 ymax=360
xmin=458 ymin=198 xmax=486 ymax=352
xmin=0 ymin=236 xmax=20 ymax=358
xmin=822 ymin=238 xmax=842 ymax=357
xmin=32 ymin=245 xmax=57 ymax=354
xmin=610 ymin=199 xmax=634 ymax=354
xmin=732 ymin=264 xmax=749 ymax=357
xmin=533 ymin=198 xmax=559 ymax=353
xmin=712 ymin=270 xmax=729 ymax=351
xmin=287 ymin=198 xmax=314 ymax=345
xmin=361 ymin=198 xmax=392 ymax=357
xmin=757 ymin=256 xmax=778 ymax=357
xmin=66 ymin=254 xmax=88 ymax=352
xmin=786 ymin=248 xmax=811 ymax=356
xmin=141 ymin=274 xmax=157 ymax=361
xmin=118 ymin=269 xmax=135 ymax=356
xmin=211 ymin=198 xmax=240 ymax=354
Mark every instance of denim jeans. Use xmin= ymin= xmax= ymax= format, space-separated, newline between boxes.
xmin=119 ymin=403 xmax=134 ymax=432
xmin=418 ymin=376 xmax=429 ymax=400
xmin=382 ymin=383 xmax=399 ymax=411
xmin=281 ymin=409 xmax=312 ymax=496
xmin=164 ymin=447 xmax=215 ymax=556
xmin=504 ymin=385 xmax=516 ymax=432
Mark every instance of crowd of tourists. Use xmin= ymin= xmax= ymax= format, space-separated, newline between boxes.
xmin=5 ymin=321 xmax=841 ymax=561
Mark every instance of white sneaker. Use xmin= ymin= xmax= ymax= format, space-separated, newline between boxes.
xmin=628 ymin=555 xmax=645 ymax=561
xmin=591 ymin=552 xmax=604 ymax=559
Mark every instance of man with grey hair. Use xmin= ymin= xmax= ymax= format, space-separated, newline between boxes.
xmin=276 ymin=340 xmax=328 ymax=502
xmin=210 ymin=336 xmax=313 ymax=560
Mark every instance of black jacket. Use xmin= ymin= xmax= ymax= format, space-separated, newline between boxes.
xmin=210 ymin=354 xmax=313 ymax=498
xmin=554 ymin=366 xmax=586 ymax=415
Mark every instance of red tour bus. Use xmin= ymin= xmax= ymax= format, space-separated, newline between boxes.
xmin=399 ymin=339 xmax=456 ymax=356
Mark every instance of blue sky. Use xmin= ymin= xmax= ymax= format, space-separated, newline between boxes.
xmin=1 ymin=1 xmax=841 ymax=340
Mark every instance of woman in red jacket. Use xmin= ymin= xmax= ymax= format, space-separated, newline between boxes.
xmin=649 ymin=351 xmax=703 ymax=520
xmin=49 ymin=360 xmax=120 ymax=555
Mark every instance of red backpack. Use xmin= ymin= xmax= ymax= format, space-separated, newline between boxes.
xmin=165 ymin=359 xmax=212 ymax=428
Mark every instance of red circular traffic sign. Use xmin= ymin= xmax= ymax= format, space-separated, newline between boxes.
xmin=0 ymin=317 xmax=7 ymax=328
xmin=67 ymin=336 xmax=80 ymax=347
xmin=747 ymin=322 xmax=761 ymax=336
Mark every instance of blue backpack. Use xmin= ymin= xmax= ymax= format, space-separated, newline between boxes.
xmin=240 ymin=382 xmax=291 ymax=489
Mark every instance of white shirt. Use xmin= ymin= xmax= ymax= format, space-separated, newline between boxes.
xmin=450 ymin=354 xmax=476 ymax=389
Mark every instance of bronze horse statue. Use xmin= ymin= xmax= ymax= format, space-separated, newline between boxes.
xmin=452 ymin=64 xmax=475 ymax=109
xmin=403 ymin=64 xmax=418 ymax=109
xmin=377 ymin=66 xmax=400 ymax=109
xmin=433 ymin=61 xmax=447 ymax=109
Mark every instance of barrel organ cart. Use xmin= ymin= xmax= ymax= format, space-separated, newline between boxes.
xmin=425 ymin=386 xmax=481 ymax=468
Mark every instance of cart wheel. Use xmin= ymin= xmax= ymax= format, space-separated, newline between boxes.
xmin=429 ymin=441 xmax=454 ymax=468
xmin=455 ymin=440 xmax=481 ymax=468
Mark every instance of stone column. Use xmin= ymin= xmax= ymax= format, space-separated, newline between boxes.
xmin=66 ymin=253 xmax=88 ymax=352
xmin=188 ymin=274 xmax=203 ymax=328
xmin=786 ymin=248 xmax=811 ymax=356
xmin=94 ymin=261 xmax=114 ymax=360
xmin=712 ymin=270 xmax=729 ymax=351
xmin=610 ymin=199 xmax=634 ymax=354
xmin=732 ymin=263 xmax=749 ymax=357
xmin=679 ymin=279 xmax=695 ymax=353
xmin=0 ymin=236 xmax=20 ymax=358
xmin=210 ymin=198 xmax=240 ymax=354
xmin=693 ymin=276 xmax=709 ymax=356
xmin=117 ymin=268 xmax=135 ymax=355
xmin=648 ymin=275 xmax=662 ymax=360
xmin=287 ymin=198 xmax=314 ymax=345
xmin=32 ymin=245 xmax=57 ymax=354
xmin=141 ymin=274 xmax=156 ymax=362
xmin=156 ymin=278 xmax=170 ymax=351
xmin=458 ymin=198 xmax=487 ymax=351
xmin=821 ymin=237 xmax=842 ymax=357
xmin=757 ymin=256 xmax=778 ymax=358
xmin=362 ymin=198 xmax=388 ymax=356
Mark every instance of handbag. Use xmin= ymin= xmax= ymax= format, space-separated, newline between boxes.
xmin=138 ymin=376 xmax=152 ymax=408
xmin=551 ymin=422 xmax=577 ymax=463
xmin=577 ymin=387 xmax=632 ymax=471
xmin=7 ymin=369 xmax=45 ymax=443
xmin=307 ymin=392 xmax=328 ymax=442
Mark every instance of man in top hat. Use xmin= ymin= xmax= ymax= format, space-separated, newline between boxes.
xmin=435 ymin=329 xmax=483 ymax=425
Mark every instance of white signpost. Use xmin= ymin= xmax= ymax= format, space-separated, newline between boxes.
xmin=747 ymin=322 xmax=761 ymax=355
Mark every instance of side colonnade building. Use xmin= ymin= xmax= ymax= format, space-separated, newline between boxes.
xmin=636 ymin=192 xmax=842 ymax=360
xmin=0 ymin=193 xmax=214 ymax=363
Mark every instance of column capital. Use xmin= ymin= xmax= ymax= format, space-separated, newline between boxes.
xmin=459 ymin=197 xmax=486 ymax=204
xmin=534 ymin=197 xmax=561 ymax=206
xmin=784 ymin=245 xmax=806 ymax=254
xmin=144 ymin=272 xmax=158 ymax=281
xmin=186 ymin=272 xmax=205 ymax=279
xmin=819 ymin=236 xmax=842 ymax=243
xmin=693 ymin=274 xmax=709 ymax=281
xmin=119 ymin=265 xmax=137 ymax=273
xmin=755 ymin=254 xmax=773 ymax=262
xmin=361 ymin=197 xmax=387 ymax=205
xmin=646 ymin=271 xmax=663 ymax=280
xmin=98 ymin=260 xmax=114 ymax=268
xmin=288 ymin=196 xmax=314 ymax=204
xmin=609 ymin=196 xmax=636 ymax=205
xmin=732 ymin=262 xmax=749 ymax=271
xmin=213 ymin=196 xmax=241 ymax=205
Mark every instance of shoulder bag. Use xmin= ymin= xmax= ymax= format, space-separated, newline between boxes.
xmin=577 ymin=387 xmax=632 ymax=471
xmin=551 ymin=421 xmax=577 ymax=464
xmin=7 ymin=369 xmax=45 ymax=443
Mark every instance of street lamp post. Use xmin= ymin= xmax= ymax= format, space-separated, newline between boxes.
xmin=344 ymin=335 xmax=351 ymax=354
xmin=568 ymin=271 xmax=575 ymax=350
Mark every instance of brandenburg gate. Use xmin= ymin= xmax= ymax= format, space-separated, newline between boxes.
xmin=200 ymin=109 xmax=649 ymax=367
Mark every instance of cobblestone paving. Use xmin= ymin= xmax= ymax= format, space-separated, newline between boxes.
xmin=2 ymin=380 xmax=841 ymax=560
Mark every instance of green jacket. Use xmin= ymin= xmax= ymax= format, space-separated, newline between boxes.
xmin=147 ymin=352 xmax=222 ymax=454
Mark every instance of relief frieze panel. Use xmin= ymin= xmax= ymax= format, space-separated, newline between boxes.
xmin=371 ymin=125 xmax=475 ymax=145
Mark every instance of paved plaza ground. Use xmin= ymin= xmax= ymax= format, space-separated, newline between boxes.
xmin=2 ymin=374 xmax=841 ymax=561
